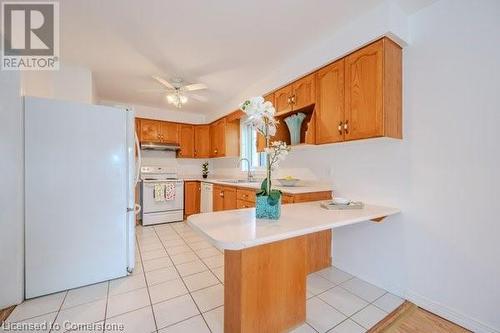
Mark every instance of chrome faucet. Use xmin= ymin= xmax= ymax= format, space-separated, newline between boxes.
xmin=238 ymin=158 xmax=254 ymax=182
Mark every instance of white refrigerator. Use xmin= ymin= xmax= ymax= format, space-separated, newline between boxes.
xmin=24 ymin=96 xmax=140 ymax=299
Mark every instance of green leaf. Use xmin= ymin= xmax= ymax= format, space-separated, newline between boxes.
xmin=260 ymin=178 xmax=268 ymax=194
xmin=267 ymin=190 xmax=281 ymax=206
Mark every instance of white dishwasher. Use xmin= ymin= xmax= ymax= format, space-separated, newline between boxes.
xmin=200 ymin=182 xmax=213 ymax=213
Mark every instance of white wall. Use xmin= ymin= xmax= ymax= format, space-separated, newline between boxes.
xmin=0 ymin=71 xmax=24 ymax=308
xmin=21 ymin=64 xmax=95 ymax=104
xmin=140 ymin=150 xmax=206 ymax=178
xmin=213 ymin=1 xmax=500 ymax=331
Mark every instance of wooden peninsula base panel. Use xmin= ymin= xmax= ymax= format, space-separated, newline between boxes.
xmin=224 ymin=235 xmax=308 ymax=333
xmin=187 ymin=202 xmax=400 ymax=333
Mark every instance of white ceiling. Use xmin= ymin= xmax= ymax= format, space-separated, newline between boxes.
xmin=60 ymin=0 xmax=435 ymax=116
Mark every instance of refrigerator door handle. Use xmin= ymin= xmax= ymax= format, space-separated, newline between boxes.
xmin=134 ymin=131 xmax=142 ymax=186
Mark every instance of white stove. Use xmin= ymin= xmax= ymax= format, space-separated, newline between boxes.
xmin=140 ymin=166 xmax=184 ymax=225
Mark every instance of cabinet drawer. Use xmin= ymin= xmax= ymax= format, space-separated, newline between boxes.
xmin=237 ymin=199 xmax=255 ymax=209
xmin=282 ymin=194 xmax=295 ymax=204
xmin=236 ymin=188 xmax=256 ymax=203
xmin=293 ymin=191 xmax=332 ymax=203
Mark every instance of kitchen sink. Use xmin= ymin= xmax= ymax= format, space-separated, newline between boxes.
xmin=219 ymin=179 xmax=260 ymax=184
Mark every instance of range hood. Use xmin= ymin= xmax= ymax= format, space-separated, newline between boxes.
xmin=140 ymin=142 xmax=180 ymax=151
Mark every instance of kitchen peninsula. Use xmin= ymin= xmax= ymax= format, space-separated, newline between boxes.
xmin=188 ymin=201 xmax=400 ymax=332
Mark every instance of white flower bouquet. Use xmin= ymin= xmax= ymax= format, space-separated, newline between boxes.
xmin=240 ymin=96 xmax=290 ymax=207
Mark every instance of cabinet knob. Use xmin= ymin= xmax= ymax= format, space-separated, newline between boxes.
xmin=291 ymin=95 xmax=296 ymax=104
xmin=219 ymin=192 xmax=224 ymax=197
xmin=338 ymin=122 xmax=343 ymax=135
xmin=344 ymin=120 xmax=349 ymax=134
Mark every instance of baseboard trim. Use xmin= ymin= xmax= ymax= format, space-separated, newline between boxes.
xmin=406 ymin=290 xmax=499 ymax=333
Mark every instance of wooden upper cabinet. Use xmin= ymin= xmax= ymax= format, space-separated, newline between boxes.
xmin=210 ymin=119 xmax=226 ymax=157
xmin=178 ymin=125 xmax=194 ymax=158
xmin=344 ymin=38 xmax=401 ymax=141
xmin=194 ymin=125 xmax=210 ymax=158
xmin=210 ymin=117 xmax=240 ymax=158
xmin=274 ymin=85 xmax=293 ymax=115
xmin=160 ymin=122 xmax=179 ymax=143
xmin=140 ymin=119 xmax=161 ymax=142
xmin=316 ymin=59 xmax=345 ymax=144
xmin=292 ymin=73 xmax=316 ymax=110
xmin=184 ymin=181 xmax=200 ymax=217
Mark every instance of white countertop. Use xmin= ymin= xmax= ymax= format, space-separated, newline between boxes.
xmin=187 ymin=202 xmax=400 ymax=250
xmin=180 ymin=177 xmax=333 ymax=195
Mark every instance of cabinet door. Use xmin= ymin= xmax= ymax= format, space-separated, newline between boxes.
xmin=210 ymin=119 xmax=226 ymax=157
xmin=292 ymin=73 xmax=316 ymax=110
xmin=213 ymin=185 xmax=224 ymax=211
xmin=135 ymin=119 xmax=141 ymax=141
xmin=184 ymin=181 xmax=200 ymax=216
xmin=237 ymin=199 xmax=255 ymax=209
xmin=160 ymin=122 xmax=179 ymax=143
xmin=282 ymin=194 xmax=294 ymax=204
xmin=274 ymin=85 xmax=293 ymax=115
xmin=316 ymin=59 xmax=345 ymax=144
xmin=194 ymin=125 xmax=210 ymax=158
xmin=140 ymin=119 xmax=161 ymax=143
xmin=345 ymin=39 xmax=384 ymax=140
xmin=223 ymin=186 xmax=237 ymax=210
xmin=178 ymin=125 xmax=194 ymax=158
xmin=209 ymin=123 xmax=217 ymax=158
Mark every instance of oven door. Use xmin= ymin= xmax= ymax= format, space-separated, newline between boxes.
xmin=142 ymin=180 xmax=184 ymax=213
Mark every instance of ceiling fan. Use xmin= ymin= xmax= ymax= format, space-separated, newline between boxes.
xmin=146 ymin=76 xmax=208 ymax=108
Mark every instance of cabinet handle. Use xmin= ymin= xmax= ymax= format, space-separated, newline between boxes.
xmin=344 ymin=120 xmax=349 ymax=134
xmin=338 ymin=122 xmax=343 ymax=135
xmin=219 ymin=192 xmax=224 ymax=197
xmin=291 ymin=95 xmax=296 ymax=104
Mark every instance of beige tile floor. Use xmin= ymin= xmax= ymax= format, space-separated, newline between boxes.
xmin=3 ymin=222 xmax=404 ymax=333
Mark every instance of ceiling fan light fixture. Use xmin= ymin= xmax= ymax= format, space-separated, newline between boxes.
xmin=166 ymin=91 xmax=188 ymax=108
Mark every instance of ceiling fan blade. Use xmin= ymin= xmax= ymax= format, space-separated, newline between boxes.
xmin=182 ymin=83 xmax=208 ymax=91
xmin=152 ymin=76 xmax=175 ymax=89
xmin=190 ymin=94 xmax=208 ymax=102
xmin=137 ymin=88 xmax=174 ymax=93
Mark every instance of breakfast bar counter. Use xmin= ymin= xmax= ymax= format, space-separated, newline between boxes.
xmin=188 ymin=202 xmax=400 ymax=333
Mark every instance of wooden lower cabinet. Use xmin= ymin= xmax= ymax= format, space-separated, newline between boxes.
xmin=236 ymin=188 xmax=255 ymax=203
xmin=184 ymin=181 xmax=200 ymax=218
xmin=213 ymin=185 xmax=224 ymax=212
xmin=236 ymin=199 xmax=255 ymax=209
xmin=213 ymin=185 xmax=237 ymax=211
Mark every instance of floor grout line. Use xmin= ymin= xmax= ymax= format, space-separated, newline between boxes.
xmin=48 ymin=290 xmax=68 ymax=333
xmin=153 ymin=224 xmax=214 ymax=333
xmin=136 ymin=233 xmax=160 ymax=332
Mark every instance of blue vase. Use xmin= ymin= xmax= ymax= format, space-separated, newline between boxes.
xmin=284 ymin=112 xmax=306 ymax=145
xmin=255 ymin=195 xmax=281 ymax=220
